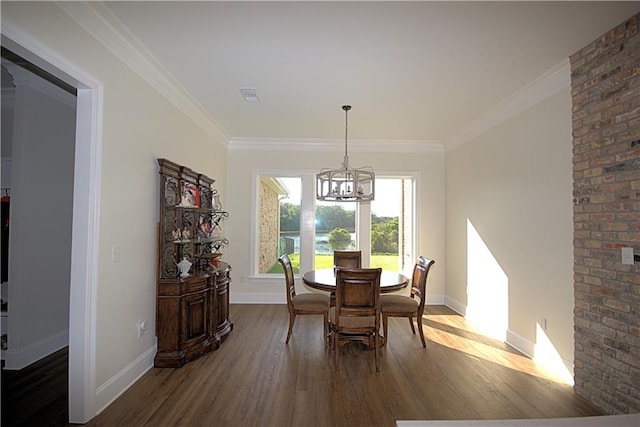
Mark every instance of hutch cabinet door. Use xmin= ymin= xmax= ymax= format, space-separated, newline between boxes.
xmin=181 ymin=291 xmax=208 ymax=346
xmin=212 ymin=266 xmax=233 ymax=342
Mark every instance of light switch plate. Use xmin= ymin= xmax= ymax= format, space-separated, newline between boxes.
xmin=621 ymin=247 xmax=634 ymax=265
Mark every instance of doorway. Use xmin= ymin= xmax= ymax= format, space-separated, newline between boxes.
xmin=1 ymin=50 xmax=76 ymax=425
xmin=1 ymin=34 xmax=101 ymax=424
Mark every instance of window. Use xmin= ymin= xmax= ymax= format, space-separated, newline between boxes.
xmin=315 ymin=201 xmax=356 ymax=268
xmin=257 ymin=176 xmax=301 ymax=274
xmin=254 ymin=173 xmax=416 ymax=277
xmin=370 ymin=178 xmax=414 ymax=273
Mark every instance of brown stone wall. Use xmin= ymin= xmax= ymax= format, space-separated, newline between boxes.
xmin=570 ymin=12 xmax=640 ymax=414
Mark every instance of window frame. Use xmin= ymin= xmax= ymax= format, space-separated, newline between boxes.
xmin=251 ymin=169 xmax=419 ymax=279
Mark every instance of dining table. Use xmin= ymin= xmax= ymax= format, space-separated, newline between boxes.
xmin=302 ymin=268 xmax=409 ymax=293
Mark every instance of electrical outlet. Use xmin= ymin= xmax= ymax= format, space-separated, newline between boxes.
xmin=138 ymin=320 xmax=147 ymax=338
xmin=539 ymin=317 xmax=547 ymax=331
xmin=112 ymin=246 xmax=121 ymax=263
xmin=621 ymin=247 xmax=634 ymax=265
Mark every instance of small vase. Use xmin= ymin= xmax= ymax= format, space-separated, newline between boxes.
xmin=176 ymin=257 xmax=192 ymax=277
xmin=213 ymin=193 xmax=222 ymax=210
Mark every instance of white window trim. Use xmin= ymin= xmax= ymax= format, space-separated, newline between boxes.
xmin=251 ymin=169 xmax=420 ymax=278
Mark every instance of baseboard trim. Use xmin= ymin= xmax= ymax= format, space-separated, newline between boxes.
xmin=443 ymin=296 xmax=466 ymax=316
xmin=95 ymin=344 xmax=156 ymax=415
xmin=506 ymin=328 xmax=534 ymax=358
xmin=231 ymin=293 xmax=285 ymax=304
xmin=2 ymin=329 xmax=68 ymax=370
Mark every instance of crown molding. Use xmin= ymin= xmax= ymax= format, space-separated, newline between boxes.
xmin=443 ymin=59 xmax=571 ymax=152
xmin=55 ymin=1 xmax=231 ymax=146
xmin=228 ymin=137 xmax=443 ymax=153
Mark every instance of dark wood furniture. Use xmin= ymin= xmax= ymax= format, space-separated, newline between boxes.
xmin=330 ymin=268 xmax=382 ymax=372
xmin=302 ymin=268 xmax=408 ymax=293
xmin=278 ymin=254 xmax=330 ymax=346
xmin=380 ymin=256 xmax=435 ymax=348
xmin=154 ymin=159 xmax=232 ymax=368
xmin=333 ymin=250 xmax=361 ymax=268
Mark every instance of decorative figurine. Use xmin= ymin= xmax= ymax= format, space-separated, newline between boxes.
xmin=171 ymin=228 xmax=181 ymax=241
xmin=179 ymin=183 xmax=200 ymax=207
xmin=181 ymin=227 xmax=191 ymax=240
xmin=198 ymin=217 xmax=212 ymax=238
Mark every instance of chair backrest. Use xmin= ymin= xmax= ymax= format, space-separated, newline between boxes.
xmin=277 ymin=254 xmax=296 ymax=308
xmin=334 ymin=268 xmax=382 ymax=324
xmin=410 ymin=256 xmax=435 ymax=310
xmin=333 ymin=250 xmax=362 ymax=268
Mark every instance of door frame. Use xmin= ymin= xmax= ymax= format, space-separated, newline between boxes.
xmin=2 ymin=24 xmax=102 ymax=424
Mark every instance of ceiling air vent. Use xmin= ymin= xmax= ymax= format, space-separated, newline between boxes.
xmin=239 ymin=87 xmax=260 ymax=103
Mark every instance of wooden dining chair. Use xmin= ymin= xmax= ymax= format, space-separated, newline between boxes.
xmin=278 ymin=254 xmax=330 ymax=346
xmin=330 ymin=251 xmax=362 ymax=310
xmin=333 ymin=250 xmax=362 ymax=268
xmin=380 ymin=256 xmax=435 ymax=348
xmin=330 ymin=267 xmax=382 ymax=372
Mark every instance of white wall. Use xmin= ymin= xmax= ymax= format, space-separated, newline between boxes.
xmin=225 ymin=142 xmax=446 ymax=304
xmin=446 ymin=87 xmax=574 ymax=371
xmin=2 ymin=0 xmax=227 ymax=409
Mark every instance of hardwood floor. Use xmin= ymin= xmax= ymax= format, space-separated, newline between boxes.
xmin=1 ymin=346 xmax=68 ymax=426
xmin=83 ymin=304 xmax=603 ymax=427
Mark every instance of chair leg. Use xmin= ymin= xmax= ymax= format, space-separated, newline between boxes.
xmin=330 ymin=323 xmax=335 ymax=350
xmin=286 ymin=312 xmax=296 ymax=343
xmin=383 ymin=313 xmax=389 ymax=347
xmin=374 ymin=332 xmax=380 ymax=372
xmin=417 ymin=319 xmax=426 ymax=348
xmin=408 ymin=316 xmax=416 ymax=334
xmin=323 ymin=312 xmax=328 ymax=347
xmin=334 ymin=331 xmax=339 ymax=371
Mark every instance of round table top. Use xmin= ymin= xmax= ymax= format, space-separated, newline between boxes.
xmin=302 ymin=268 xmax=409 ymax=293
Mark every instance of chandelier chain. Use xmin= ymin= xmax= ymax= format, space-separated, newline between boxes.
xmin=343 ymin=104 xmax=351 ymax=167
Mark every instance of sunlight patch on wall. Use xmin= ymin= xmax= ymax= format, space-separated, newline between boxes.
xmin=466 ymin=219 xmax=508 ymax=342
xmin=534 ymin=322 xmax=574 ymax=385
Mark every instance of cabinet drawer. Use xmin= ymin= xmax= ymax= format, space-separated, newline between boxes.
xmin=158 ymin=274 xmax=209 ymax=296
xmin=181 ymin=276 xmax=208 ymax=293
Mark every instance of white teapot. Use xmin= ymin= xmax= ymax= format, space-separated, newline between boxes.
xmin=176 ymin=257 xmax=192 ymax=277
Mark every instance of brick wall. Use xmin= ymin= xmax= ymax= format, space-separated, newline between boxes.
xmin=258 ymin=180 xmax=280 ymax=273
xmin=570 ymin=12 xmax=640 ymax=414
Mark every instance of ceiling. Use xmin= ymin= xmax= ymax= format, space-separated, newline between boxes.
xmin=88 ymin=2 xmax=639 ymax=148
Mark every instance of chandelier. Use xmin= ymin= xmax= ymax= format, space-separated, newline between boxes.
xmin=316 ymin=105 xmax=375 ymax=202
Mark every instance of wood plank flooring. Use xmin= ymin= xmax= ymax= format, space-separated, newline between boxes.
xmin=83 ymin=304 xmax=603 ymax=427
xmin=1 ymin=346 xmax=68 ymax=426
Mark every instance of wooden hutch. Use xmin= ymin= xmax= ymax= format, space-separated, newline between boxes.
xmin=154 ymin=158 xmax=232 ymax=368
